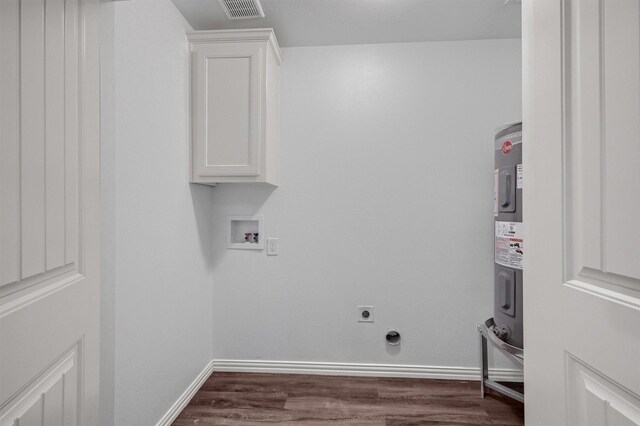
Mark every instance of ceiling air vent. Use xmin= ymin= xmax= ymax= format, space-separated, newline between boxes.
xmin=218 ymin=0 xmax=265 ymax=20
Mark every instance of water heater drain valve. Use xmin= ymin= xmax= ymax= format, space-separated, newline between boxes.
xmin=493 ymin=324 xmax=511 ymax=340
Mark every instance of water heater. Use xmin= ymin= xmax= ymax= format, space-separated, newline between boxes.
xmin=493 ymin=122 xmax=523 ymax=349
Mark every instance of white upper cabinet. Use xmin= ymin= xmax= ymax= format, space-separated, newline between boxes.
xmin=188 ymin=29 xmax=283 ymax=185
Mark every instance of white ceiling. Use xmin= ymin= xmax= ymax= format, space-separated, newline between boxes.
xmin=172 ymin=0 xmax=521 ymax=48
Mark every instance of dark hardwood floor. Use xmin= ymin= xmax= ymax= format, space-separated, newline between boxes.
xmin=172 ymin=372 xmax=524 ymax=425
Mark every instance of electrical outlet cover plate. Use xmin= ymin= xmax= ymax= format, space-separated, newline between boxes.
xmin=358 ymin=306 xmax=374 ymax=322
xmin=267 ymin=237 xmax=278 ymax=255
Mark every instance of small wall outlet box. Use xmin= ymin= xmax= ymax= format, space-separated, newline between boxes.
xmin=227 ymin=215 xmax=264 ymax=250
xmin=357 ymin=306 xmax=374 ymax=322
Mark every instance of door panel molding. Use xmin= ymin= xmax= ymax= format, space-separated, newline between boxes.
xmin=575 ymin=267 xmax=640 ymax=297
xmin=0 ymin=265 xmax=78 ymax=300
xmin=564 ymin=0 xmax=640 ymax=287
xmin=0 ymin=342 xmax=81 ymax=426
xmin=0 ymin=273 xmax=84 ymax=319
xmin=1 ymin=0 xmax=82 ymax=297
xmin=567 ymin=353 xmax=640 ymax=426
xmin=565 ymin=279 xmax=640 ymax=312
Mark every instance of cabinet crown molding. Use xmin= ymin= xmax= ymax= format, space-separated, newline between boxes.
xmin=187 ymin=28 xmax=283 ymax=65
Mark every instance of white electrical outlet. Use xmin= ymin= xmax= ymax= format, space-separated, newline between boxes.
xmin=357 ymin=306 xmax=374 ymax=322
xmin=266 ymin=238 xmax=278 ymax=256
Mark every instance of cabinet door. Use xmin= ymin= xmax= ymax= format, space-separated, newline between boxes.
xmin=192 ymin=42 xmax=263 ymax=177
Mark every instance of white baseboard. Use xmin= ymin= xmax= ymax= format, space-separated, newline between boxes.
xmin=211 ymin=359 xmax=523 ymax=382
xmin=155 ymin=360 xmax=215 ymax=426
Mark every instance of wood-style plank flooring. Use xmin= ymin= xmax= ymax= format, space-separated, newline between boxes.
xmin=172 ymin=372 xmax=524 ymax=425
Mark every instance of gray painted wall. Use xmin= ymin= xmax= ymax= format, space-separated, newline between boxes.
xmin=209 ymin=40 xmax=522 ymax=369
xmin=100 ymin=1 xmax=214 ymax=425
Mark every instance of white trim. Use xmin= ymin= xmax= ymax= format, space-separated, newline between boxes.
xmin=187 ymin=28 xmax=283 ymax=65
xmin=211 ymin=359 xmax=523 ymax=382
xmin=155 ymin=360 xmax=215 ymax=426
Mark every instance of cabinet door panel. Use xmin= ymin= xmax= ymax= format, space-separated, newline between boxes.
xmin=206 ymin=57 xmax=252 ymax=167
xmin=193 ymin=42 xmax=263 ymax=177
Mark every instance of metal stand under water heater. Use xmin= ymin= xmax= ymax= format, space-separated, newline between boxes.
xmin=493 ymin=122 xmax=523 ymax=349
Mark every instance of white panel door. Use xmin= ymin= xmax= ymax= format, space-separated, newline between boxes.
xmin=0 ymin=0 xmax=100 ymax=425
xmin=524 ymin=0 xmax=640 ymax=425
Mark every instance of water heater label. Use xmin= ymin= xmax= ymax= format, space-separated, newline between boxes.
xmin=495 ymin=221 xmax=523 ymax=270
xmin=517 ymin=164 xmax=523 ymax=189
